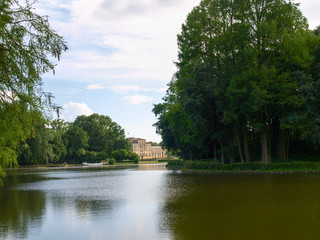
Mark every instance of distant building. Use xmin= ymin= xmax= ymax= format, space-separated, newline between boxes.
xmin=128 ymin=138 xmax=167 ymax=160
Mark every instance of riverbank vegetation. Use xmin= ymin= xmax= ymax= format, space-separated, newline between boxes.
xmin=16 ymin=114 xmax=140 ymax=166
xmin=183 ymin=161 xmax=320 ymax=172
xmin=153 ymin=0 xmax=320 ymax=165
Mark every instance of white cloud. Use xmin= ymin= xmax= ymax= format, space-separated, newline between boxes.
xmin=37 ymin=0 xmax=320 ymax=86
xmin=61 ymin=102 xmax=93 ymax=121
xmin=86 ymin=84 xmax=163 ymax=94
xmin=36 ymin=0 xmax=199 ymax=83
xmin=106 ymin=85 xmax=141 ymax=94
xmin=86 ymin=84 xmax=106 ymax=90
xmin=123 ymin=94 xmax=153 ymax=105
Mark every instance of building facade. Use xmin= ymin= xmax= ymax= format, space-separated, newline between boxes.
xmin=128 ymin=138 xmax=167 ymax=160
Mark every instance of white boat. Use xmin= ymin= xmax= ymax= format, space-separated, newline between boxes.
xmin=83 ymin=162 xmax=103 ymax=167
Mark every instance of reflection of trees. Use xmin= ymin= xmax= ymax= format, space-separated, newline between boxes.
xmin=0 ymin=171 xmax=47 ymax=239
xmin=48 ymin=192 xmax=116 ymax=221
xmin=160 ymin=174 xmax=320 ymax=240
xmin=157 ymin=173 xmax=197 ymax=240
xmin=75 ymin=199 xmax=114 ymax=219
xmin=0 ymin=189 xmax=45 ymax=239
xmin=137 ymin=164 xmax=167 ymax=171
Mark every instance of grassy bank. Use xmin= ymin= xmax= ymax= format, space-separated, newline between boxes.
xmin=181 ymin=161 xmax=320 ymax=172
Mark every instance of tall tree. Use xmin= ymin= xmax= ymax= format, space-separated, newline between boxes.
xmin=154 ymin=0 xmax=320 ymax=163
xmin=0 ymin=0 xmax=67 ymax=180
xmin=73 ymin=114 xmax=128 ymax=155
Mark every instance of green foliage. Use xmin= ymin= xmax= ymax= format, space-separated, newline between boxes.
xmin=153 ymin=0 xmax=320 ymax=164
xmin=73 ymin=114 xmax=127 ymax=155
xmin=13 ymin=114 xmax=134 ymax=165
xmin=0 ymin=147 xmax=16 ymax=184
xmin=63 ymin=126 xmax=89 ymax=163
xmin=131 ymin=153 xmax=140 ymax=162
xmin=166 ymin=159 xmax=184 ymax=167
xmin=184 ymin=161 xmax=320 ymax=171
xmin=111 ymin=149 xmax=140 ymax=162
xmin=108 ymin=158 xmax=115 ymax=165
xmin=0 ymin=0 xmax=67 ymax=178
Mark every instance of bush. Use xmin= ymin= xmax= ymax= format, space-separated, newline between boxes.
xmin=183 ymin=161 xmax=320 ymax=171
xmin=111 ymin=149 xmax=129 ymax=161
xmin=96 ymin=151 xmax=108 ymax=161
xmin=81 ymin=151 xmax=97 ymax=163
xmin=130 ymin=153 xmax=140 ymax=162
xmin=166 ymin=159 xmax=184 ymax=167
xmin=111 ymin=149 xmax=140 ymax=162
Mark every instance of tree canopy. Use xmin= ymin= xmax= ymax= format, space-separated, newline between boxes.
xmin=0 ymin=0 xmax=67 ymax=180
xmin=17 ymin=114 xmax=134 ymax=165
xmin=153 ymin=0 xmax=320 ymax=163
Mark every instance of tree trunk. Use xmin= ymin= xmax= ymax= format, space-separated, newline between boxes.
xmin=214 ymin=140 xmax=218 ymax=160
xmin=243 ymin=129 xmax=250 ymax=163
xmin=235 ymin=127 xmax=245 ymax=163
xmin=261 ymin=128 xmax=270 ymax=164
xmin=220 ymin=139 xmax=225 ymax=164
xmin=286 ymin=139 xmax=290 ymax=162
xmin=229 ymin=138 xmax=236 ymax=164
xmin=278 ymin=130 xmax=287 ymax=162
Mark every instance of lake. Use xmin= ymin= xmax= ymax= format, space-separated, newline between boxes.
xmin=1 ymin=164 xmax=320 ymax=240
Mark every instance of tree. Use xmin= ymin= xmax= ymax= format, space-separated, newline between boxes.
xmin=0 ymin=0 xmax=67 ymax=180
xmin=63 ymin=126 xmax=89 ymax=163
xmin=154 ymin=0 xmax=320 ymax=163
xmin=111 ymin=149 xmax=140 ymax=162
xmin=17 ymin=125 xmax=58 ymax=165
xmin=73 ymin=114 xmax=127 ymax=155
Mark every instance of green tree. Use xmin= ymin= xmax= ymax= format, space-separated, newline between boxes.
xmin=63 ymin=126 xmax=89 ymax=163
xmin=0 ymin=0 xmax=67 ymax=180
xmin=17 ymin=124 xmax=67 ymax=165
xmin=111 ymin=149 xmax=140 ymax=162
xmin=154 ymin=0 xmax=320 ymax=164
xmin=73 ymin=114 xmax=127 ymax=155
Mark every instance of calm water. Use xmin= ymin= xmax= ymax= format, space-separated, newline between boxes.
xmin=1 ymin=165 xmax=320 ymax=240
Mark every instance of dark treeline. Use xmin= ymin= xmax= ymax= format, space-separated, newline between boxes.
xmin=153 ymin=0 xmax=320 ymax=163
xmin=17 ymin=114 xmax=139 ymax=165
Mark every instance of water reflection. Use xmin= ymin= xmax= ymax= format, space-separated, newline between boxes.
xmin=3 ymin=168 xmax=320 ymax=240
xmin=0 ymin=167 xmax=172 ymax=240
xmin=0 ymin=173 xmax=46 ymax=240
xmin=161 ymin=173 xmax=320 ymax=240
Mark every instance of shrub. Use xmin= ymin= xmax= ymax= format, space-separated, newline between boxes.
xmin=109 ymin=158 xmax=115 ymax=165
xmin=96 ymin=151 xmax=108 ymax=161
xmin=166 ymin=159 xmax=184 ymax=167
xmin=130 ymin=153 xmax=140 ymax=162
xmin=183 ymin=161 xmax=320 ymax=171
xmin=111 ymin=149 xmax=129 ymax=161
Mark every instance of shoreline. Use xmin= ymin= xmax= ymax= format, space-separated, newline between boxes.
xmin=4 ymin=162 xmax=168 ymax=171
xmin=181 ymin=169 xmax=320 ymax=174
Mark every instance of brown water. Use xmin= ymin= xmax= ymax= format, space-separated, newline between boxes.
xmin=1 ymin=165 xmax=320 ymax=240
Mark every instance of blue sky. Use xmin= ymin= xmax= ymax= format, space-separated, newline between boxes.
xmin=35 ymin=0 xmax=320 ymax=143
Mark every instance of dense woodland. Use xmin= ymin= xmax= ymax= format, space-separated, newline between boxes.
xmin=153 ymin=0 xmax=320 ymax=163
xmin=17 ymin=114 xmax=139 ymax=165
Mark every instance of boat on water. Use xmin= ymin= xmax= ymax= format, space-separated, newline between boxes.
xmin=83 ymin=162 xmax=104 ymax=167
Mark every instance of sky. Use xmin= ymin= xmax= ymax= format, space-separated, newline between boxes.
xmin=34 ymin=0 xmax=320 ymax=143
